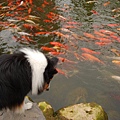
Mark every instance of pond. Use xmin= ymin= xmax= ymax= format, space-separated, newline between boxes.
xmin=0 ymin=0 xmax=120 ymax=120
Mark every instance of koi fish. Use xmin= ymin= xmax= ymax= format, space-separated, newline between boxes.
xmin=91 ymin=10 xmax=98 ymax=15
xmin=94 ymin=31 xmax=108 ymax=37
xmin=107 ymin=23 xmax=119 ymax=27
xmin=99 ymin=29 xmax=116 ymax=35
xmin=25 ymin=20 xmax=36 ymax=24
xmin=53 ymin=31 xmax=66 ymax=38
xmin=28 ymin=8 xmax=32 ymax=14
xmin=83 ymin=32 xmax=95 ymax=39
xmin=74 ymin=53 xmax=81 ymax=60
xmin=112 ymin=60 xmax=120 ymax=65
xmin=86 ymin=1 xmax=97 ymax=4
xmin=112 ymin=8 xmax=120 ymax=12
xmin=37 ymin=7 xmax=45 ymax=12
xmin=63 ymin=25 xmax=77 ymax=29
xmin=60 ymin=28 xmax=73 ymax=33
xmin=22 ymin=35 xmax=35 ymax=43
xmin=96 ymin=37 xmax=111 ymax=42
xmin=81 ymin=48 xmax=101 ymax=54
xmin=17 ymin=32 xmax=32 ymax=36
xmin=111 ymin=75 xmax=120 ymax=83
xmin=43 ymin=19 xmax=53 ymax=23
xmin=41 ymin=46 xmax=55 ymax=52
xmin=49 ymin=51 xmax=64 ymax=55
xmin=81 ymin=53 xmax=104 ymax=64
xmin=110 ymin=35 xmax=120 ymax=42
xmin=58 ymin=15 xmax=67 ymax=20
xmin=103 ymin=1 xmax=110 ymax=6
xmin=23 ymin=24 xmax=35 ymax=30
xmin=58 ymin=57 xmax=76 ymax=63
xmin=35 ymin=32 xmax=51 ymax=35
xmin=111 ymin=49 xmax=120 ymax=56
xmin=56 ymin=68 xmax=67 ymax=77
xmin=50 ymin=42 xmax=67 ymax=49
xmin=95 ymin=42 xmax=111 ymax=46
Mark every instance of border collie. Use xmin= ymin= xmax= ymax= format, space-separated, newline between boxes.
xmin=0 ymin=48 xmax=58 ymax=113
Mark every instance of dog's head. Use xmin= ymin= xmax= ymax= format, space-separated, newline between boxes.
xmin=20 ymin=48 xmax=58 ymax=95
xmin=37 ymin=56 xmax=58 ymax=94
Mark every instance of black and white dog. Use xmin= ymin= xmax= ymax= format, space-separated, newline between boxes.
xmin=0 ymin=48 xmax=58 ymax=113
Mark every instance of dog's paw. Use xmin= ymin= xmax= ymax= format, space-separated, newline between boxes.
xmin=24 ymin=102 xmax=33 ymax=110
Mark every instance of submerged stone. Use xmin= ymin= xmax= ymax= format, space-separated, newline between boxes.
xmin=65 ymin=87 xmax=88 ymax=105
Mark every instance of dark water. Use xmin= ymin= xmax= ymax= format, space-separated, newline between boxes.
xmin=0 ymin=0 xmax=120 ymax=120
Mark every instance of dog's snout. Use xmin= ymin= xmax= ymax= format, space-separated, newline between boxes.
xmin=44 ymin=83 xmax=50 ymax=91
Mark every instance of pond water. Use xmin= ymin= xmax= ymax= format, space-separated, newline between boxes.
xmin=0 ymin=0 xmax=120 ymax=120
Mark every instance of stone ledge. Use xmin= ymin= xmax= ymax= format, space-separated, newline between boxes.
xmin=0 ymin=98 xmax=46 ymax=120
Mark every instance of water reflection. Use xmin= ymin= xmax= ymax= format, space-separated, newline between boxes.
xmin=0 ymin=0 xmax=120 ymax=120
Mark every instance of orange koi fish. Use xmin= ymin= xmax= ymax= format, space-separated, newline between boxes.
xmin=35 ymin=32 xmax=51 ymax=35
xmin=111 ymin=49 xmax=120 ymax=56
xmin=91 ymin=10 xmax=98 ymax=15
xmin=28 ymin=8 xmax=32 ymax=14
xmin=99 ymin=29 xmax=116 ymax=35
xmin=46 ymin=12 xmax=59 ymax=20
xmin=52 ymin=31 xmax=66 ymax=38
xmin=43 ymin=19 xmax=53 ymax=23
xmin=94 ymin=31 xmax=108 ymax=37
xmin=22 ymin=35 xmax=35 ymax=43
xmin=58 ymin=15 xmax=67 ymax=20
xmin=74 ymin=53 xmax=81 ymax=60
xmin=37 ymin=7 xmax=45 ymax=12
xmin=41 ymin=46 xmax=55 ymax=52
xmin=50 ymin=42 xmax=67 ymax=49
xmin=95 ymin=42 xmax=111 ymax=46
xmin=58 ymin=57 xmax=76 ymax=63
xmin=103 ymin=1 xmax=110 ymax=6
xmin=96 ymin=37 xmax=111 ymax=42
xmin=81 ymin=53 xmax=104 ymax=64
xmin=56 ymin=68 xmax=67 ymax=77
xmin=83 ymin=32 xmax=95 ymax=39
xmin=63 ymin=25 xmax=77 ymax=29
xmin=110 ymin=35 xmax=120 ymax=42
xmin=107 ymin=23 xmax=119 ymax=27
xmin=81 ymin=48 xmax=100 ymax=54
xmin=23 ymin=24 xmax=34 ymax=30
xmin=112 ymin=60 xmax=120 ymax=65
xmin=49 ymin=51 xmax=64 ymax=55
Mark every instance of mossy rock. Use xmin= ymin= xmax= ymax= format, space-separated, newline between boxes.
xmin=38 ymin=102 xmax=55 ymax=120
xmin=38 ymin=102 xmax=108 ymax=120
xmin=55 ymin=103 xmax=108 ymax=120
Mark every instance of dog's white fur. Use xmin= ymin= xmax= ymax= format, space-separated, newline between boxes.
xmin=20 ymin=48 xmax=47 ymax=95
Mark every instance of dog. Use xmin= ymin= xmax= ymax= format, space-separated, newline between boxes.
xmin=0 ymin=48 xmax=58 ymax=113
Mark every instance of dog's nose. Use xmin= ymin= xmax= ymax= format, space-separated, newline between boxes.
xmin=46 ymin=84 xmax=50 ymax=91
xmin=46 ymin=88 xmax=49 ymax=91
xmin=44 ymin=83 xmax=50 ymax=91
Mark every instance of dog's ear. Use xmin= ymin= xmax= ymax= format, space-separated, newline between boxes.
xmin=51 ymin=57 xmax=58 ymax=67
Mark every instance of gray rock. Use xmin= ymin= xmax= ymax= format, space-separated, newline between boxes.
xmin=0 ymin=98 xmax=46 ymax=120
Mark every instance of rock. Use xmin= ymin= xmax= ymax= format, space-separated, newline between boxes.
xmin=38 ymin=102 xmax=108 ymax=120
xmin=0 ymin=97 xmax=108 ymax=120
xmin=38 ymin=102 xmax=55 ymax=120
xmin=56 ymin=103 xmax=108 ymax=120
xmin=0 ymin=97 xmax=46 ymax=120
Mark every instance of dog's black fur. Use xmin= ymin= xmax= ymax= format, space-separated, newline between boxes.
xmin=0 ymin=49 xmax=58 ymax=111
